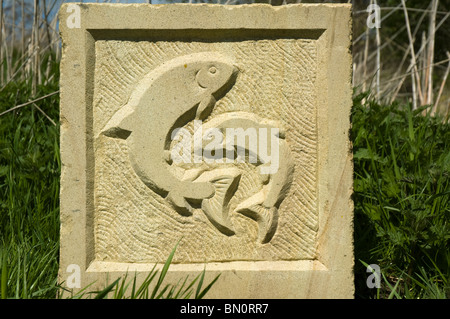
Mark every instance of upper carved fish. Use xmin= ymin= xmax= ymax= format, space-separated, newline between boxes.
xmin=102 ymin=52 xmax=238 ymax=217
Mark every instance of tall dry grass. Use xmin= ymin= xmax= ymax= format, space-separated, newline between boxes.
xmin=0 ymin=0 xmax=448 ymax=116
xmin=352 ymin=0 xmax=449 ymax=117
xmin=0 ymin=0 xmax=61 ymax=97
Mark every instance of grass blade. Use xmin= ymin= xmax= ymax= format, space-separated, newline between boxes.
xmin=196 ymin=272 xmax=220 ymax=300
xmin=94 ymin=278 xmax=120 ymax=299
xmin=195 ymin=267 xmax=206 ymax=299
xmin=134 ymin=264 xmax=158 ymax=298
xmin=1 ymin=247 xmax=7 ymax=299
xmin=150 ymin=241 xmax=179 ymax=299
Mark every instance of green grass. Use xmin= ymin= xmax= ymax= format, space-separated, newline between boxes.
xmin=0 ymin=63 xmax=448 ymax=298
xmin=0 ymin=64 xmax=220 ymax=298
xmin=61 ymin=242 xmax=220 ymax=299
xmin=352 ymin=92 xmax=449 ymax=299
xmin=0 ymin=60 xmax=61 ymax=298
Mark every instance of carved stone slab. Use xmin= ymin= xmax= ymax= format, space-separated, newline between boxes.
xmin=59 ymin=3 xmax=354 ymax=298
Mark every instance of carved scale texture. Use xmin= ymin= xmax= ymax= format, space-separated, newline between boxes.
xmin=93 ymin=39 xmax=319 ymax=263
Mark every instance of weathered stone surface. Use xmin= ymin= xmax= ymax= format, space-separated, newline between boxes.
xmin=59 ymin=3 xmax=354 ymax=298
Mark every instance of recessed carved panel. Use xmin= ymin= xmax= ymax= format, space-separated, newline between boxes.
xmin=93 ymin=39 xmax=319 ymax=263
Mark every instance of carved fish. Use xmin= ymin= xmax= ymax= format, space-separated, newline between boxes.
xmin=234 ymin=139 xmax=294 ymax=244
xmin=194 ymin=112 xmax=294 ymax=243
xmin=101 ymin=52 xmax=239 ymax=218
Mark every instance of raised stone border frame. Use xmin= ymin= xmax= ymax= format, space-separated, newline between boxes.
xmin=59 ymin=3 xmax=353 ymax=298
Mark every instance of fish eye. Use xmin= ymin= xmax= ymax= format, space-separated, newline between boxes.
xmin=209 ymin=66 xmax=217 ymax=74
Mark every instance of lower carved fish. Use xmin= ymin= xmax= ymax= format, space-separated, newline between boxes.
xmin=193 ymin=112 xmax=295 ymax=243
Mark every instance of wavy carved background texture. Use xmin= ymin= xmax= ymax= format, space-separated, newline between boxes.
xmin=93 ymin=39 xmax=319 ymax=263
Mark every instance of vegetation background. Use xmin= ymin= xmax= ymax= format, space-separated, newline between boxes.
xmin=0 ymin=0 xmax=448 ymax=298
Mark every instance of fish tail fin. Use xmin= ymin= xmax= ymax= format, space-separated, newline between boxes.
xmin=196 ymin=169 xmax=241 ymax=236
xmin=236 ymin=198 xmax=279 ymax=244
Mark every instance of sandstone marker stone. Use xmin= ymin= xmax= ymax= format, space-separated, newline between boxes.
xmin=59 ymin=3 xmax=354 ymax=298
